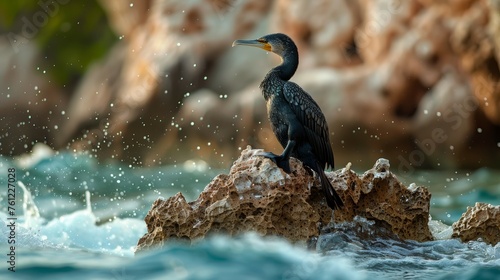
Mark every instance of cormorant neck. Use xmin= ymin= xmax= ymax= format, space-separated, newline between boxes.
xmin=272 ymin=48 xmax=298 ymax=81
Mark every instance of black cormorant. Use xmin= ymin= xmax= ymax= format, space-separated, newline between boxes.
xmin=232 ymin=33 xmax=343 ymax=210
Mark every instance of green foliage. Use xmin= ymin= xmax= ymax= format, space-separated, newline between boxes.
xmin=0 ymin=0 xmax=117 ymax=86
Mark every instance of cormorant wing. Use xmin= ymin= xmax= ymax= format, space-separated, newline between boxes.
xmin=283 ymin=81 xmax=335 ymax=170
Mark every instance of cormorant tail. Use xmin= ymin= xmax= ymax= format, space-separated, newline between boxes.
xmin=317 ymin=164 xmax=343 ymax=210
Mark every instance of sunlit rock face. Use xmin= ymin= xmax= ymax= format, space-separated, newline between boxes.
xmin=452 ymin=202 xmax=500 ymax=245
xmin=136 ymin=147 xmax=433 ymax=252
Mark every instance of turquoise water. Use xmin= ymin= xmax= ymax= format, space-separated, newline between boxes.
xmin=1 ymin=146 xmax=499 ymax=279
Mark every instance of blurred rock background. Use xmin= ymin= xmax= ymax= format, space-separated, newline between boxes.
xmin=1 ymin=0 xmax=500 ymax=171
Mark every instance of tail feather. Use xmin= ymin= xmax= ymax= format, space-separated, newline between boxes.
xmin=318 ymin=167 xmax=343 ymax=210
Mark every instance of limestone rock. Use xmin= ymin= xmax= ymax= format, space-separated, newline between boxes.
xmin=452 ymin=202 xmax=500 ymax=245
xmin=136 ymin=147 xmax=433 ymax=252
xmin=136 ymin=147 xmax=331 ymax=252
xmin=332 ymin=159 xmax=433 ymax=242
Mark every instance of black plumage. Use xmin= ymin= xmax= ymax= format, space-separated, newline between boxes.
xmin=233 ymin=33 xmax=343 ymax=210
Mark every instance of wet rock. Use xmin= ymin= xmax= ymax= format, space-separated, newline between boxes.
xmin=332 ymin=158 xmax=433 ymax=242
xmin=452 ymin=202 xmax=500 ymax=245
xmin=136 ymin=147 xmax=432 ymax=252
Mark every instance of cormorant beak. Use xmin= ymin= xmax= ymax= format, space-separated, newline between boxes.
xmin=232 ymin=39 xmax=272 ymax=51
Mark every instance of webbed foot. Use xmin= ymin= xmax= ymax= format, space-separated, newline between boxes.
xmin=259 ymin=152 xmax=292 ymax=173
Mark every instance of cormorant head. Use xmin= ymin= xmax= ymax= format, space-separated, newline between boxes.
xmin=232 ymin=33 xmax=297 ymax=59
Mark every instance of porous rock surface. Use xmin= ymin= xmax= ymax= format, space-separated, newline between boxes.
xmin=332 ymin=158 xmax=433 ymax=242
xmin=136 ymin=147 xmax=332 ymax=252
xmin=136 ymin=147 xmax=433 ymax=252
xmin=452 ymin=202 xmax=500 ymax=245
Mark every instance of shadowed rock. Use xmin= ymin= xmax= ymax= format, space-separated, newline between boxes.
xmin=452 ymin=202 xmax=500 ymax=245
xmin=331 ymin=158 xmax=433 ymax=242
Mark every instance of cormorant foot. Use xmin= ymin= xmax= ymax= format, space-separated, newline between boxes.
xmin=259 ymin=152 xmax=292 ymax=173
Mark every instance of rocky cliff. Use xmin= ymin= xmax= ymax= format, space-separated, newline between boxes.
xmin=2 ymin=0 xmax=500 ymax=170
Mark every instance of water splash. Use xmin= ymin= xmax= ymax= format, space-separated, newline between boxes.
xmin=18 ymin=181 xmax=40 ymax=227
xmin=85 ymin=190 xmax=92 ymax=212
